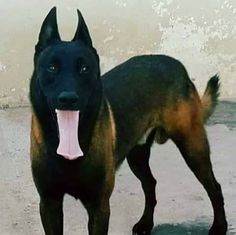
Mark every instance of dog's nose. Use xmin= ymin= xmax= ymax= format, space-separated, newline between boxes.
xmin=58 ymin=92 xmax=79 ymax=105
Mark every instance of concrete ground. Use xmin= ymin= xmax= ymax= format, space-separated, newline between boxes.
xmin=0 ymin=101 xmax=235 ymax=235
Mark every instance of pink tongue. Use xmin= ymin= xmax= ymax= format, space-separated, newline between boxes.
xmin=56 ymin=109 xmax=83 ymax=160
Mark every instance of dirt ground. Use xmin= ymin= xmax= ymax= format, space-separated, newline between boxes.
xmin=0 ymin=101 xmax=235 ymax=235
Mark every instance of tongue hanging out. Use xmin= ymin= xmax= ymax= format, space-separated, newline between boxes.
xmin=56 ymin=110 xmax=83 ymax=160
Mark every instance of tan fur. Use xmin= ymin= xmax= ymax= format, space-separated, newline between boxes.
xmin=30 ymin=113 xmax=44 ymax=161
xmin=108 ymin=102 xmax=116 ymax=150
xmin=201 ymin=89 xmax=214 ymax=122
xmin=162 ymin=92 xmax=206 ymax=152
xmin=163 ymin=97 xmax=201 ymax=132
xmin=88 ymin=99 xmax=116 ymax=198
xmin=201 ymin=76 xmax=220 ymax=122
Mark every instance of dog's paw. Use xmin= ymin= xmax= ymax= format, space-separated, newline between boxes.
xmin=132 ymin=220 xmax=153 ymax=235
xmin=208 ymin=221 xmax=228 ymax=235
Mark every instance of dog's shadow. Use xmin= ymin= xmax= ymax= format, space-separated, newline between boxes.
xmin=151 ymin=219 xmax=235 ymax=235
xmin=151 ymin=222 xmax=208 ymax=235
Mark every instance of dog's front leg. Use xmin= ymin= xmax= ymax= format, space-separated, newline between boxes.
xmin=39 ymin=196 xmax=64 ymax=235
xmin=87 ymin=198 xmax=110 ymax=235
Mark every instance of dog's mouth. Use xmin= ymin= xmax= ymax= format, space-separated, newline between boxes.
xmin=55 ymin=109 xmax=84 ymax=160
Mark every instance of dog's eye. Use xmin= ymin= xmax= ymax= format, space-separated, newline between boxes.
xmin=47 ymin=64 xmax=58 ymax=73
xmin=80 ymin=65 xmax=89 ymax=74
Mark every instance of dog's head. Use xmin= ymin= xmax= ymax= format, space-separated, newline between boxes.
xmin=32 ymin=7 xmax=102 ymax=160
xmin=34 ymin=7 xmax=101 ymax=112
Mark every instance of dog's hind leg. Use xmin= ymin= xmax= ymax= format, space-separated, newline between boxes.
xmin=127 ymin=129 xmax=157 ymax=235
xmin=171 ymin=124 xmax=227 ymax=235
xmin=39 ymin=195 xmax=64 ymax=235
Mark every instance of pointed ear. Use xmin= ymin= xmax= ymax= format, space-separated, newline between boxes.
xmin=72 ymin=10 xmax=93 ymax=47
xmin=35 ymin=7 xmax=61 ymax=53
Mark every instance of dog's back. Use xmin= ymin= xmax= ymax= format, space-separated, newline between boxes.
xmin=102 ymin=55 xmax=219 ymax=167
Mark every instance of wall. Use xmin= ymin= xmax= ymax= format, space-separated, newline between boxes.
xmin=0 ymin=0 xmax=235 ymax=107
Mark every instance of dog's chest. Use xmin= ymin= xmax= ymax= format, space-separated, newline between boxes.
xmin=49 ymin=157 xmax=105 ymax=198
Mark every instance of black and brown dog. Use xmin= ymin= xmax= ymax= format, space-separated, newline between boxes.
xmin=30 ymin=7 xmax=227 ymax=235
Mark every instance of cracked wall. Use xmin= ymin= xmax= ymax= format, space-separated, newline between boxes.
xmin=0 ymin=0 xmax=235 ymax=107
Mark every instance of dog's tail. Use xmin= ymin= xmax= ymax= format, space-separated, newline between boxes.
xmin=201 ymin=74 xmax=220 ymax=122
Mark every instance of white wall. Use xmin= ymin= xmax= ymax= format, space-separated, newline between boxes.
xmin=0 ymin=0 xmax=235 ymax=107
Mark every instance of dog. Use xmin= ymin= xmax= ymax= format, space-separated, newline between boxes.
xmin=30 ymin=7 xmax=227 ymax=235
